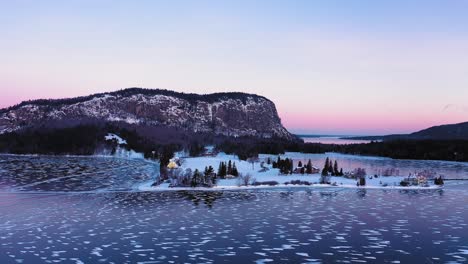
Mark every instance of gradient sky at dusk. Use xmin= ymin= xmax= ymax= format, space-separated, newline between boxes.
xmin=1 ymin=0 xmax=468 ymax=135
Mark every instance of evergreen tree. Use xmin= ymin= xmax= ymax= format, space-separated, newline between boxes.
xmin=205 ymin=166 xmax=214 ymax=176
xmin=227 ymin=160 xmax=232 ymax=175
xmin=217 ymin=162 xmax=224 ymax=178
xmin=203 ymin=165 xmax=214 ymax=185
xmin=322 ymin=157 xmax=330 ymax=176
xmin=289 ymin=159 xmax=294 ymax=174
xmin=298 ymin=160 xmax=303 ymax=167
xmin=328 ymin=159 xmax=334 ymax=174
xmin=339 ymin=168 xmax=344 ymax=176
xmin=232 ymin=162 xmax=239 ymax=177
xmin=321 ymin=168 xmax=328 ymax=176
xmin=192 ymin=169 xmax=201 ymax=187
xmin=333 ymin=160 xmax=339 ymax=176
xmin=300 ymin=167 xmax=305 ymax=174
xmin=212 ymin=172 xmax=217 ymax=185
xmin=306 ymin=159 xmax=313 ymax=174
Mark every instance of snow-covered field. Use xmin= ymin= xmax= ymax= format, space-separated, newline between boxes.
xmin=140 ymin=152 xmax=442 ymax=192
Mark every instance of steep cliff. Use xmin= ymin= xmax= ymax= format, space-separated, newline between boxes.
xmin=0 ymin=88 xmax=295 ymax=140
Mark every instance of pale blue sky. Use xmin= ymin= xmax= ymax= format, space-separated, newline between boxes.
xmin=1 ymin=0 xmax=468 ymax=134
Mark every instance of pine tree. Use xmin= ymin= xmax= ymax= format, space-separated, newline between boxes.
xmin=321 ymin=168 xmax=328 ymax=176
xmin=228 ymin=160 xmax=232 ymax=175
xmin=204 ymin=165 xmax=214 ymax=185
xmin=333 ymin=160 xmax=339 ymax=176
xmin=339 ymin=168 xmax=344 ymax=176
xmin=217 ymin=162 xmax=224 ymax=178
xmin=298 ymin=161 xmax=303 ymax=167
xmin=206 ymin=166 xmax=214 ymax=175
xmin=232 ymin=162 xmax=239 ymax=177
xmin=192 ymin=169 xmax=201 ymax=187
xmin=212 ymin=172 xmax=217 ymax=185
xmin=289 ymin=159 xmax=294 ymax=174
xmin=306 ymin=159 xmax=313 ymax=174
xmin=322 ymin=157 xmax=330 ymax=176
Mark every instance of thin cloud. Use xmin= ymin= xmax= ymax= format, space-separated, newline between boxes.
xmin=443 ymin=104 xmax=454 ymax=111
xmin=443 ymin=104 xmax=468 ymax=112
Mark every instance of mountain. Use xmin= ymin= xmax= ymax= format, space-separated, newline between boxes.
xmin=345 ymin=121 xmax=468 ymax=141
xmin=408 ymin=121 xmax=468 ymax=140
xmin=0 ymin=88 xmax=295 ymax=141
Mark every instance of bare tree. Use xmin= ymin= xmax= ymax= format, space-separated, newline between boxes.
xmin=237 ymin=173 xmax=255 ymax=186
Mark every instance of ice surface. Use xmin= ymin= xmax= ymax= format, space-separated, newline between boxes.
xmin=0 ymin=154 xmax=467 ymax=263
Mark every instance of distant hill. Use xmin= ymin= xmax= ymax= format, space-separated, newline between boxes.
xmin=408 ymin=122 xmax=468 ymax=140
xmin=345 ymin=122 xmax=468 ymax=141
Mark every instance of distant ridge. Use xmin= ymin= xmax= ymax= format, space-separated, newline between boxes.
xmin=344 ymin=121 xmax=468 ymax=141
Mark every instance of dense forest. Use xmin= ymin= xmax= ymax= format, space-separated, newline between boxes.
xmin=216 ymin=137 xmax=468 ymax=162
xmin=0 ymin=124 xmax=467 ymax=163
xmin=0 ymin=124 xmax=180 ymax=160
xmin=336 ymin=139 xmax=468 ymax=162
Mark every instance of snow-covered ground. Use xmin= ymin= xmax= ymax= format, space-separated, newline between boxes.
xmin=104 ymin=133 xmax=127 ymax=145
xmin=140 ymin=152 xmax=443 ymax=192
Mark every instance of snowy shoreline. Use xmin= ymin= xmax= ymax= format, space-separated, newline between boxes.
xmin=143 ymin=150 xmax=445 ymax=192
xmin=137 ymin=180 xmax=443 ymax=192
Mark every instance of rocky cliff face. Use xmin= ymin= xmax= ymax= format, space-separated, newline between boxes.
xmin=0 ymin=88 xmax=295 ymax=140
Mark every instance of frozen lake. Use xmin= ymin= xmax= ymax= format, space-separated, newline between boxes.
xmin=1 ymin=155 xmax=468 ymax=263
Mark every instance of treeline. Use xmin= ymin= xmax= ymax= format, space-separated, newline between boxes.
xmin=216 ymin=136 xmax=303 ymax=160
xmin=217 ymin=160 xmax=239 ymax=178
xmin=163 ymin=166 xmax=218 ymax=188
xmin=1 ymin=123 xmax=467 ymax=163
xmin=321 ymin=157 xmax=344 ymax=176
xmin=0 ymin=124 xmax=182 ymax=163
xmin=217 ymin=137 xmax=468 ymax=162
xmin=272 ymin=157 xmax=294 ymax=174
xmin=0 ymin=125 xmax=104 ymax=155
xmin=335 ymin=140 xmax=468 ymax=162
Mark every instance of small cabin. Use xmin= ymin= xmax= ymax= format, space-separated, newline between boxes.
xmin=167 ymin=161 xmax=179 ymax=169
xmin=167 ymin=157 xmax=180 ymax=169
xmin=311 ymin=166 xmax=320 ymax=174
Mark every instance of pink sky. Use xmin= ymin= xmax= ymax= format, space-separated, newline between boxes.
xmin=1 ymin=83 xmax=467 ymax=135
xmin=1 ymin=1 xmax=468 ymax=135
